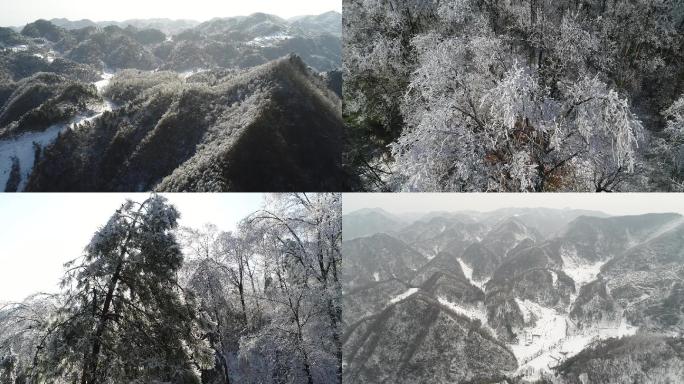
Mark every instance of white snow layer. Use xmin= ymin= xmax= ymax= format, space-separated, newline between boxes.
xmin=246 ymin=33 xmax=292 ymax=47
xmin=457 ymin=258 xmax=486 ymax=290
xmin=0 ymin=100 xmax=114 ymax=191
xmin=8 ymin=45 xmax=28 ymax=52
xmin=438 ymin=297 xmax=488 ymax=324
xmin=32 ymin=51 xmax=56 ymax=63
xmin=512 ymin=298 xmax=637 ymax=381
xmin=95 ymin=70 xmax=115 ymax=92
xmin=390 ymin=288 xmax=419 ymax=304
xmin=0 ymin=124 xmax=64 ymax=190
xmin=181 ymin=68 xmax=208 ymax=79
xmin=437 ymin=297 xmax=498 ymax=338
xmin=560 ymin=246 xmax=606 ymax=290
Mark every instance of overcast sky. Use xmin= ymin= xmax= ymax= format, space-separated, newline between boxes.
xmin=0 ymin=193 xmax=264 ymax=303
xmin=0 ymin=0 xmax=341 ymax=26
xmin=343 ymin=193 xmax=684 ymax=217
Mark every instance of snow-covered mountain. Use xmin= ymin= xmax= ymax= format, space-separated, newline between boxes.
xmin=342 ymin=209 xmax=684 ymax=383
xmin=342 ymin=208 xmax=405 ymax=240
xmin=0 ymin=12 xmax=342 ymax=192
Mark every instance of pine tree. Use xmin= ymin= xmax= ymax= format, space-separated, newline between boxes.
xmin=34 ymin=195 xmax=212 ymax=384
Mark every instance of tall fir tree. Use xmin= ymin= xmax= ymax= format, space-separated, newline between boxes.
xmin=33 ymin=195 xmax=212 ymax=384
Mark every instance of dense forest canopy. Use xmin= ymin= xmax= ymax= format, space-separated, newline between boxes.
xmin=344 ymin=0 xmax=684 ymax=191
xmin=0 ymin=193 xmax=342 ymax=384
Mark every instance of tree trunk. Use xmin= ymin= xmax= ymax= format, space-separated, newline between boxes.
xmin=217 ymin=350 xmax=230 ymax=384
xmin=81 ymin=261 xmax=124 ymax=384
xmin=81 ymin=218 xmax=137 ymax=384
xmin=327 ymin=298 xmax=342 ymax=383
xmin=298 ymin=332 xmax=314 ymax=384
xmin=238 ymin=282 xmax=248 ymax=329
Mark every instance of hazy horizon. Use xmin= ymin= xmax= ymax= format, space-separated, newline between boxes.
xmin=343 ymin=193 xmax=684 ymax=217
xmin=0 ymin=0 xmax=341 ymax=27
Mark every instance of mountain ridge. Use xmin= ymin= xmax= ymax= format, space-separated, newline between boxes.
xmin=343 ymin=209 xmax=684 ymax=383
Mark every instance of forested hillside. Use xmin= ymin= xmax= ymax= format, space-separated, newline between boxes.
xmin=0 ymin=193 xmax=342 ymax=384
xmin=342 ymin=207 xmax=684 ymax=383
xmin=0 ymin=12 xmax=342 ymax=191
xmin=344 ymin=0 xmax=684 ymax=191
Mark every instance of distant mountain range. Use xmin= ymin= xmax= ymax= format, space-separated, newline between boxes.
xmin=45 ymin=18 xmax=201 ymax=35
xmin=0 ymin=12 xmax=342 ymax=191
xmin=342 ymin=208 xmax=684 ymax=383
xmin=6 ymin=11 xmax=342 ymax=37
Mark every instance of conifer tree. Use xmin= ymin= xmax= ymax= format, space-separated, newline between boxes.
xmin=34 ymin=195 xmax=212 ymax=384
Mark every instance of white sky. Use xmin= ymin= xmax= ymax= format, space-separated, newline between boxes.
xmin=0 ymin=0 xmax=341 ymax=26
xmin=0 ymin=193 xmax=264 ymax=303
xmin=343 ymin=193 xmax=684 ymax=217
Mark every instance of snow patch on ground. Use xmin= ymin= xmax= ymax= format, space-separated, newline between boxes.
xmin=511 ymin=298 xmax=638 ymax=381
xmin=390 ymin=288 xmax=419 ymax=304
xmin=457 ymin=258 xmax=486 ymax=290
xmin=8 ymin=45 xmax=28 ymax=52
xmin=0 ymin=124 xmax=64 ymax=190
xmin=512 ymin=299 xmax=567 ymax=361
xmin=437 ymin=297 xmax=488 ymax=324
xmin=560 ymin=246 xmax=606 ymax=290
xmin=0 ymin=100 xmax=115 ymax=191
xmin=67 ymin=101 xmax=115 ymax=130
xmin=32 ymin=51 xmax=56 ymax=63
xmin=437 ymin=297 xmax=497 ymax=337
xmin=550 ymin=270 xmax=558 ymax=287
xmin=246 ymin=33 xmax=292 ymax=47
xmin=373 ymin=272 xmax=380 ymax=282
xmin=0 ymin=67 xmax=121 ymax=191
xmin=514 ymin=232 xmax=530 ymax=243
xmin=181 ymin=68 xmax=208 ymax=79
xmin=95 ymin=70 xmax=115 ymax=92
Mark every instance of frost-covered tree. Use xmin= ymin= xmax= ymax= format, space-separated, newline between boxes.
xmin=650 ymin=95 xmax=684 ymax=190
xmin=241 ymin=193 xmax=342 ymax=384
xmin=0 ymin=294 xmax=59 ymax=383
xmin=33 ymin=195 xmax=212 ymax=384
xmin=0 ymin=194 xmax=341 ymax=384
xmin=181 ymin=223 xmax=238 ymax=384
xmin=394 ymin=53 xmax=643 ymax=191
xmin=180 ymin=222 xmax=265 ymax=384
xmin=178 ymin=194 xmax=342 ymax=384
xmin=344 ymin=0 xmax=684 ymax=191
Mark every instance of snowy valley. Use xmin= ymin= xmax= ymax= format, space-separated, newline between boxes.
xmin=342 ymin=207 xmax=684 ymax=384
